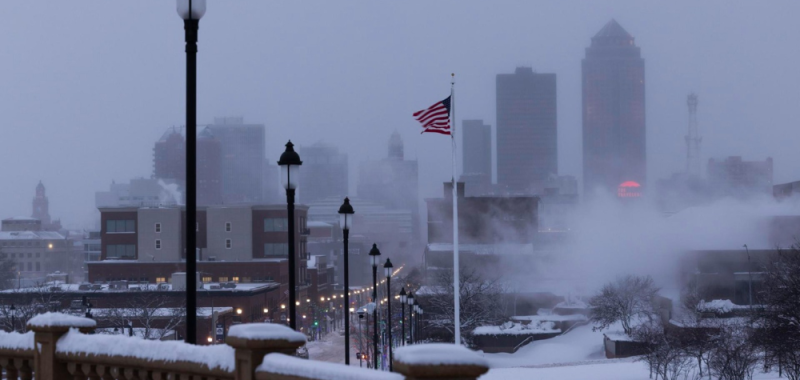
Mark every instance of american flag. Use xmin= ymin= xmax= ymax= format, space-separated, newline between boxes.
xmin=413 ymin=96 xmax=451 ymax=135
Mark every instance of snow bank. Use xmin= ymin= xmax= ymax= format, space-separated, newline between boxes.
xmin=258 ymin=353 xmax=402 ymax=380
xmin=554 ymin=299 xmax=588 ymax=309
xmin=473 ymin=321 xmax=559 ymax=336
xmin=57 ymin=329 xmax=234 ymax=372
xmin=395 ymin=344 xmax=488 ymax=367
xmin=28 ymin=312 xmax=96 ymax=329
xmin=512 ymin=314 xmax=587 ymax=322
xmin=227 ymin=323 xmax=306 ymax=343
xmin=0 ymin=331 xmax=34 ymax=350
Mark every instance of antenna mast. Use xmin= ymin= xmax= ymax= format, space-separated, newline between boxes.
xmin=685 ymin=93 xmax=701 ymax=176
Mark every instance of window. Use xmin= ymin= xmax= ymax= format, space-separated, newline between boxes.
xmin=225 ymin=222 xmax=232 ymax=232
xmin=106 ymin=220 xmax=135 ymax=233
xmin=107 ymin=244 xmax=136 ymax=259
xmin=242 ymin=277 xmax=251 ymax=283
xmin=219 ymin=277 xmax=229 ymax=283
xmin=226 ymin=239 xmax=232 ymax=249
xmin=202 ymin=276 xmax=212 ymax=283
xmin=35 ymin=262 xmax=40 ymax=271
xmin=156 ymin=277 xmax=166 ymax=283
xmin=264 ymin=218 xmax=288 ymax=232
xmin=155 ymin=223 xmax=161 ymax=233
xmin=27 ymin=252 xmax=31 ymax=258
xmin=232 ymin=277 xmax=240 ymax=283
xmin=35 ymin=252 xmax=40 ymax=258
xmin=27 ymin=262 xmax=31 ymax=271
xmin=264 ymin=243 xmax=288 ymax=257
xmin=155 ymin=240 xmax=161 ymax=250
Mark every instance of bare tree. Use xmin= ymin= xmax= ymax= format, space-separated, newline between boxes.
xmin=589 ymin=275 xmax=660 ymax=335
xmin=633 ymin=321 xmax=696 ymax=380
xmin=0 ymin=251 xmax=15 ymax=291
xmin=425 ymin=265 xmax=507 ymax=346
xmin=706 ymin=322 xmax=759 ymax=380
xmin=100 ymin=293 xmax=185 ymax=340
xmin=0 ymin=283 xmax=66 ymax=332
xmin=753 ymin=246 xmax=800 ymax=380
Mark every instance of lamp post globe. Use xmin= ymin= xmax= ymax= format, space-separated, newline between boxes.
xmin=176 ymin=0 xmax=206 ymax=345
xmin=368 ymin=243 xmax=380 ymax=370
xmin=337 ymin=197 xmax=355 ymax=364
xmin=278 ymin=141 xmax=303 ymax=330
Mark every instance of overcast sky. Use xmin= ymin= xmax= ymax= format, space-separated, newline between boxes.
xmin=1 ymin=1 xmax=798 ymax=228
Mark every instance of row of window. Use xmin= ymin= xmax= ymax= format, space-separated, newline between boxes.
xmin=107 ymin=220 xmax=135 ymax=233
xmin=2 ymin=252 xmax=41 ymax=259
xmin=0 ymin=241 xmax=49 ymax=247
xmin=114 ymin=218 xmax=298 ymax=235
xmin=16 ymin=262 xmax=41 ymax=272
xmin=107 ymin=244 xmax=136 ymax=259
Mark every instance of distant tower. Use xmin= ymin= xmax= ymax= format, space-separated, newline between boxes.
xmin=685 ymin=93 xmax=702 ymax=177
xmin=388 ymin=130 xmax=404 ymax=160
xmin=32 ymin=181 xmax=51 ymax=225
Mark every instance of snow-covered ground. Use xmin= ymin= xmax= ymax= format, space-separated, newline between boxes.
xmin=482 ymin=323 xmax=608 ymax=368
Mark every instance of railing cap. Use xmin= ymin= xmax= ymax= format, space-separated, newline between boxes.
xmin=394 ymin=343 xmax=489 ymax=379
xmin=27 ymin=312 xmax=96 ymax=333
xmin=226 ymin=323 xmax=306 ymax=350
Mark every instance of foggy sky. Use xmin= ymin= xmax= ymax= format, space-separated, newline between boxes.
xmin=1 ymin=1 xmax=799 ymax=228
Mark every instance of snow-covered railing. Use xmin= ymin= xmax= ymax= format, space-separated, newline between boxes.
xmin=2 ymin=312 xmax=491 ymax=380
xmin=0 ymin=330 xmax=34 ymax=379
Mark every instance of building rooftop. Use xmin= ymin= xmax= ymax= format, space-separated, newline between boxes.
xmin=426 ymin=243 xmax=534 ymax=255
xmin=593 ymin=19 xmax=632 ymax=39
xmin=0 ymin=231 xmax=65 ymax=240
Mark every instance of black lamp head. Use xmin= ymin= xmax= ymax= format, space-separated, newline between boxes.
xmin=277 ymin=141 xmax=303 ymax=166
xmin=338 ymin=197 xmax=355 ymax=215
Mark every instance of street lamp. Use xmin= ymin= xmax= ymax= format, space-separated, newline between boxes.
xmin=407 ymin=292 xmax=414 ymax=344
xmin=278 ymin=140 xmax=302 ymax=330
xmin=418 ymin=307 xmax=423 ymax=343
xmin=338 ymin=197 xmax=354 ymax=364
xmin=384 ymin=258 xmax=394 ymax=371
xmin=399 ymin=288 xmax=406 ymax=346
xmin=9 ymin=304 xmax=15 ymax=332
xmin=368 ymin=243 xmax=380 ymax=370
xmin=414 ymin=302 xmax=420 ymax=343
xmin=176 ymin=0 xmax=206 ymax=345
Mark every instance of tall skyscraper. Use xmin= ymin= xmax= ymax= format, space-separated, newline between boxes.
xmin=582 ymin=20 xmax=646 ymax=196
xmin=460 ymin=120 xmax=492 ymax=196
xmin=208 ymin=117 xmax=265 ymax=204
xmin=197 ymin=127 xmax=223 ymax=206
xmin=298 ymin=142 xmax=348 ymax=204
xmin=496 ymin=67 xmax=557 ymax=194
xmin=153 ymin=127 xmax=185 ymax=182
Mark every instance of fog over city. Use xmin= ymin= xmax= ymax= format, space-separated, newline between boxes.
xmin=0 ymin=1 xmax=798 ymax=227
xmin=3 ymin=2 xmax=800 ymax=377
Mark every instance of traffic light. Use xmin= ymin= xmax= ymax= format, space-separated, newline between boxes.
xmin=314 ymin=320 xmax=319 ymax=326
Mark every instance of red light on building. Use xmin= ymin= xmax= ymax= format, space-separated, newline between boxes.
xmin=617 ymin=181 xmax=642 ymax=198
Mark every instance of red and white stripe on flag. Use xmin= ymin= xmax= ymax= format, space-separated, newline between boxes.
xmin=413 ymin=96 xmax=451 ymax=135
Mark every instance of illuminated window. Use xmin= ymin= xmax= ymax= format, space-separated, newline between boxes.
xmin=156 ymin=277 xmax=166 ymax=283
xmin=226 ymin=239 xmax=232 ymax=249
xmin=232 ymin=277 xmax=240 ymax=283
xmin=202 ymin=276 xmax=212 ymax=283
xmin=225 ymin=222 xmax=232 ymax=232
xmin=219 ymin=277 xmax=229 ymax=283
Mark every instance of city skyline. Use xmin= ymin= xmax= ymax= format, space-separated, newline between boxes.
xmin=0 ymin=2 xmax=798 ymax=227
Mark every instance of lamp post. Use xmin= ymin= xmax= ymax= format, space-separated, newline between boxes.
xmin=418 ymin=307 xmax=423 ymax=343
xmin=399 ymin=288 xmax=406 ymax=346
xmin=176 ymin=0 xmax=206 ymax=345
xmin=9 ymin=304 xmax=15 ymax=332
xmin=413 ymin=301 xmax=419 ymax=343
xmin=278 ymin=141 xmax=302 ymax=330
xmin=338 ymin=197 xmax=354 ymax=364
xmin=407 ymin=292 xmax=414 ymax=344
xmin=384 ymin=259 xmax=394 ymax=371
xmin=368 ymin=244 xmax=381 ymax=370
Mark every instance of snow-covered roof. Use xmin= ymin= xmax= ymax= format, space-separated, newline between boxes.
xmin=307 ymin=255 xmax=317 ymax=269
xmin=91 ymin=307 xmax=231 ymax=318
xmin=426 ymin=243 xmax=534 ymax=255
xmin=307 ymin=221 xmax=332 ymax=228
xmin=3 ymin=216 xmax=38 ymax=221
xmin=0 ymin=231 xmax=65 ymax=240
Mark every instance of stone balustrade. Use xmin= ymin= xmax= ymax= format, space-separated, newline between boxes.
xmin=0 ymin=312 xmax=489 ymax=380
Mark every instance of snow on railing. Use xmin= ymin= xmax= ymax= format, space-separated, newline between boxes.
xmin=0 ymin=330 xmax=35 ymax=380
xmin=257 ymin=353 xmax=403 ymax=380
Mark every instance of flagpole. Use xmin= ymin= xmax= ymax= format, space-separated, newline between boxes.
xmin=450 ymin=73 xmax=461 ymax=346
